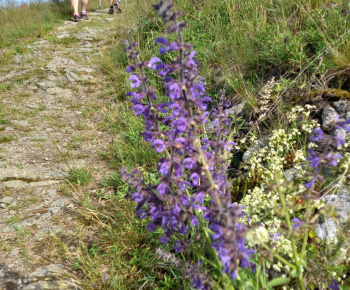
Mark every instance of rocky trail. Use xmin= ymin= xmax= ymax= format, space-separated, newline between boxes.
xmin=0 ymin=10 xmax=121 ymax=289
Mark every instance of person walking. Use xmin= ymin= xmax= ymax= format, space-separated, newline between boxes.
xmin=71 ymin=0 xmax=89 ymax=22
xmin=108 ymin=0 xmax=121 ymax=14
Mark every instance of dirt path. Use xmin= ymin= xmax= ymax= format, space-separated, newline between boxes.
xmin=0 ymin=10 xmax=124 ymax=289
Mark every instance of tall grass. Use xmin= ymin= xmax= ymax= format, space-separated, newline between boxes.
xmin=129 ymin=0 xmax=350 ymax=101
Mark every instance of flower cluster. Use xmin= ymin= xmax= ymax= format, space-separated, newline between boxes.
xmin=305 ymin=118 xmax=350 ymax=189
xmin=120 ymin=1 xmax=253 ymax=286
xmin=240 ymin=120 xmax=320 ymax=258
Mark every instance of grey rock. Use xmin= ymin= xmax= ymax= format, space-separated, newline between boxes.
xmin=56 ymin=31 xmax=71 ymax=39
xmin=51 ymin=198 xmax=69 ymax=207
xmin=0 ymin=196 xmax=13 ymax=204
xmin=1 ymin=180 xmax=28 ymax=189
xmin=76 ymin=28 xmax=97 ymax=40
xmin=47 ymin=189 xmax=57 ymax=199
xmin=40 ymin=211 xmax=52 ymax=220
xmin=46 ymin=63 xmax=58 ymax=73
xmin=46 ymin=87 xmax=73 ymax=98
xmin=332 ymin=127 xmax=346 ymax=137
xmin=29 ymin=180 xmax=60 ymax=187
xmin=25 ymin=103 xmax=40 ymax=109
xmin=83 ymin=41 xmax=93 ymax=47
xmin=344 ymin=111 xmax=350 ymax=120
xmin=50 ymin=207 xmax=61 ymax=214
xmin=8 ymin=248 xmax=20 ymax=257
xmin=316 ymin=188 xmax=350 ymax=241
xmin=0 ymin=70 xmax=26 ymax=82
xmin=1 ymin=225 xmax=16 ymax=233
xmin=331 ymin=100 xmax=350 ymax=115
xmin=65 ymin=70 xmax=81 ymax=82
xmin=0 ymin=203 xmax=6 ymax=209
xmin=29 ymin=264 xmax=64 ymax=279
xmin=284 ymin=168 xmax=299 ymax=182
xmin=13 ymin=55 xmax=22 ymax=64
xmin=13 ymin=120 xmax=30 ymax=127
xmin=0 ymin=269 xmax=5 ymax=278
xmin=75 ymin=66 xmax=95 ymax=73
xmin=80 ymin=75 xmax=93 ymax=82
xmin=37 ymin=226 xmax=62 ymax=236
xmin=227 ymin=102 xmax=245 ymax=116
xmin=322 ymin=105 xmax=338 ymax=129
xmin=18 ymin=218 xmax=37 ymax=227
xmin=23 ymin=280 xmax=68 ymax=290
xmin=37 ymin=80 xmax=56 ymax=90
xmin=28 ymin=85 xmax=39 ymax=91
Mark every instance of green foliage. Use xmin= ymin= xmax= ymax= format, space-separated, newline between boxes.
xmin=68 ymin=168 xmax=92 ymax=186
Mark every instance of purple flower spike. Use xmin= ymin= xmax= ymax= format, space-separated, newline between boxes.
xmin=325 ymin=153 xmax=342 ymax=167
xmin=291 ymin=217 xmax=301 ymax=229
xmin=152 ymin=139 xmax=167 ymax=153
xmin=157 ymin=182 xmax=168 ymax=195
xmin=165 ymin=81 xmax=181 ymax=100
xmin=306 ymin=149 xmax=321 ymax=168
xmin=121 ymin=2 xmax=254 ymax=287
xmin=197 ymin=96 xmax=212 ymax=110
xmin=132 ymin=104 xmax=145 ymax=116
xmin=333 ymin=133 xmax=345 ymax=147
xmin=172 ymin=118 xmax=188 ymax=134
xmin=159 ymin=236 xmax=169 ymax=244
xmin=158 ymin=159 xmax=170 ymax=175
xmin=224 ymin=141 xmax=236 ymax=151
xmin=183 ymin=157 xmax=195 ymax=169
xmin=329 ymin=278 xmax=340 ymax=290
xmin=129 ymin=74 xmax=141 ymax=89
xmin=312 ymin=128 xmax=324 ymax=141
xmin=272 ymin=233 xmax=281 ymax=241
xmin=155 ymin=37 xmax=169 ymax=46
xmin=305 ymin=177 xmax=316 ymax=189
xmin=146 ymin=57 xmax=162 ymax=70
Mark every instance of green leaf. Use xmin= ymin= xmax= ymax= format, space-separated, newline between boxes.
xmin=267 ymin=277 xmax=291 ymax=287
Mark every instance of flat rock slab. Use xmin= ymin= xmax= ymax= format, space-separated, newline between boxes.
xmin=0 ymin=167 xmax=66 ymax=181
xmin=316 ymin=189 xmax=350 ymax=241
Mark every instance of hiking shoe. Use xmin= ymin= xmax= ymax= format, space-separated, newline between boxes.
xmin=108 ymin=7 xmax=114 ymax=14
xmin=73 ymin=14 xmax=80 ymax=22
xmin=80 ymin=12 xmax=88 ymax=20
xmin=114 ymin=2 xmax=122 ymax=13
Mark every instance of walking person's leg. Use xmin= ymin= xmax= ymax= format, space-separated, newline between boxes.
xmin=71 ymin=0 xmax=80 ymax=21
xmin=108 ymin=0 xmax=114 ymax=14
xmin=81 ymin=0 xmax=89 ymax=19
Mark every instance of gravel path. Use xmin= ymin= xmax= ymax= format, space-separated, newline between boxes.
xmin=0 ymin=10 xmax=119 ymax=289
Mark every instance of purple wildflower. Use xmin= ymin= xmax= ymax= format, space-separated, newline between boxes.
xmin=291 ymin=217 xmax=301 ymax=229
xmin=129 ymin=74 xmax=141 ymax=88
xmin=172 ymin=118 xmax=188 ymax=134
xmin=312 ymin=128 xmax=324 ymax=141
xmin=152 ymin=139 xmax=167 ymax=153
xmin=329 ymin=278 xmax=340 ymax=290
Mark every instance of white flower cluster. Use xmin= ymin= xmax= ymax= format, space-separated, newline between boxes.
xmin=286 ymin=105 xmax=315 ymax=122
xmin=258 ymin=77 xmax=276 ymax=113
xmin=239 ymin=114 xmax=320 ymax=259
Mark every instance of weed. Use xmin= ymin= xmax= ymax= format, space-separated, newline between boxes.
xmin=0 ymin=82 xmax=12 ymax=92
xmin=0 ymin=135 xmax=15 ymax=143
xmin=68 ymin=168 xmax=92 ymax=186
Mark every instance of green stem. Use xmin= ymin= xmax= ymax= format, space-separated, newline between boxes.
xmin=277 ymin=183 xmax=305 ymax=290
